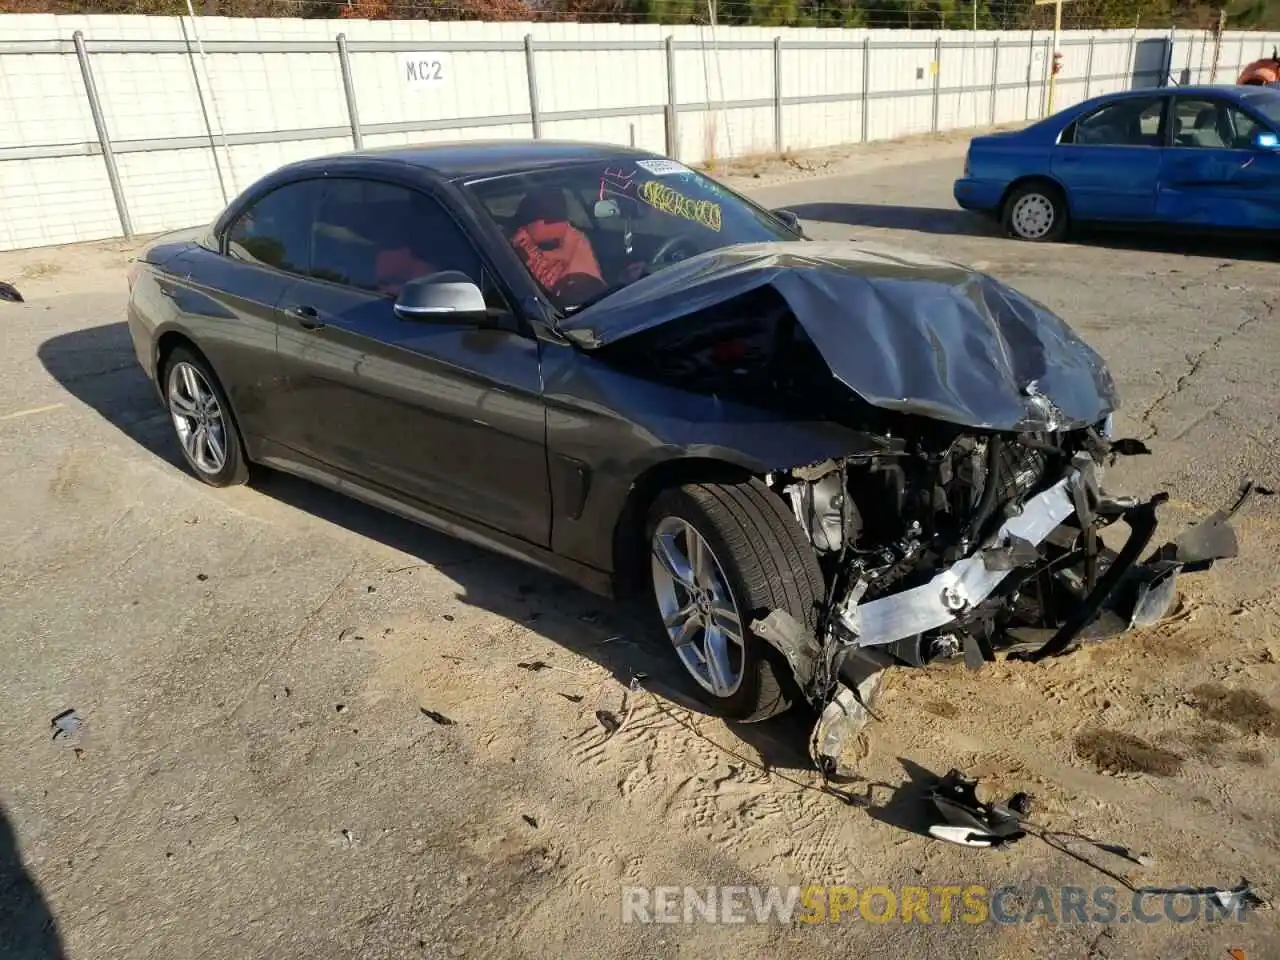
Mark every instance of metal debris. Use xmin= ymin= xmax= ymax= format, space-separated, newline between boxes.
xmin=51 ymin=709 xmax=83 ymax=741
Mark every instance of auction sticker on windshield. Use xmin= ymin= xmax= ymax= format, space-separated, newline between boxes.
xmin=635 ymin=159 xmax=690 ymax=176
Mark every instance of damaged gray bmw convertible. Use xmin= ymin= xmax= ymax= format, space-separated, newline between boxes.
xmin=126 ymin=140 xmax=1246 ymax=772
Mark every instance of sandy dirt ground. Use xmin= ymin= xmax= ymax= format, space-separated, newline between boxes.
xmin=2 ymin=127 xmax=1279 ymax=960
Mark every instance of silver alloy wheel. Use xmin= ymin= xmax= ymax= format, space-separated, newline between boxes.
xmin=650 ymin=516 xmax=746 ymax=698
xmin=1010 ymin=192 xmax=1055 ymax=239
xmin=167 ymin=361 xmax=228 ymax=475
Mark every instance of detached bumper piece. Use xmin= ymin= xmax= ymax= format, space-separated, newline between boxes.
xmin=927 ymin=769 xmax=1027 ymax=849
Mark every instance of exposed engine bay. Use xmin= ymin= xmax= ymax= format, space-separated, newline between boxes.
xmin=769 ymin=426 xmax=1103 ymax=667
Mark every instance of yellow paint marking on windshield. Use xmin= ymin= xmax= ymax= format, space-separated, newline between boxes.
xmin=638 ymin=180 xmax=722 ymax=232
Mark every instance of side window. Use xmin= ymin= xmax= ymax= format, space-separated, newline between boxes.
xmin=225 ymin=179 xmax=323 ymax=274
xmin=309 ymin=179 xmax=484 ymax=298
xmin=1072 ymin=97 xmax=1165 ymax=147
xmin=1172 ymin=97 xmax=1262 ymax=149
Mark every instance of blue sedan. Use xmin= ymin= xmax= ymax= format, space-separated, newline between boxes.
xmin=953 ymin=85 xmax=1280 ymax=242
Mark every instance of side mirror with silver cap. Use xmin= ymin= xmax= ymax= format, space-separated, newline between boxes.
xmin=393 ymin=271 xmax=487 ymax=323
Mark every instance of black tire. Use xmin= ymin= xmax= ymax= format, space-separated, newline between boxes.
xmin=161 ymin=346 xmax=250 ymax=488
xmin=644 ymin=479 xmax=826 ymax=723
xmin=1001 ymin=180 xmax=1068 ymax=242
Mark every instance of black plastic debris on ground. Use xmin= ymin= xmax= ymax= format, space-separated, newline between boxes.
xmin=517 ymin=660 xmax=550 ymax=672
xmin=51 ymin=709 xmax=83 ymax=741
xmin=0 ymin=281 xmax=23 ymax=303
xmin=926 ymin=769 xmax=1026 ymax=849
xmin=420 ymin=708 xmax=455 ymax=726
xmin=558 ymin=693 xmax=584 ymax=703
xmin=595 ymin=710 xmax=621 ymax=735
xmin=522 ymin=814 xmax=538 ymax=828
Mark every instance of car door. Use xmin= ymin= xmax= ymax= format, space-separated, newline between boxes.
xmin=273 ymin=176 xmax=551 ymax=548
xmin=187 ymin=178 xmax=324 ymax=443
xmin=1052 ymin=94 xmax=1168 ymax=222
xmin=1157 ymin=94 xmax=1280 ymax=230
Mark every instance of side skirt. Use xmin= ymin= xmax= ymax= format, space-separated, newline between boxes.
xmin=250 ymin=439 xmax=616 ymax=599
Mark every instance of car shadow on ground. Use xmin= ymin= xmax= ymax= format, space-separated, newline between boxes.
xmin=38 ymin=322 xmax=824 ymax=775
xmin=0 ymin=804 xmax=66 ymax=960
xmin=791 ymin=201 xmax=1278 ymax=263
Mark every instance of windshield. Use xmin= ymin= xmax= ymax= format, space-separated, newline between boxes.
xmin=463 ymin=158 xmax=796 ymax=311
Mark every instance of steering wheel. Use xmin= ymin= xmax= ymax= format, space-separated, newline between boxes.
xmin=648 ymin=235 xmax=699 ymax=269
xmin=552 ymin=272 xmax=609 ymax=305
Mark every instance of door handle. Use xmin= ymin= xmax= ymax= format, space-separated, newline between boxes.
xmin=286 ymin=304 xmax=324 ymax=330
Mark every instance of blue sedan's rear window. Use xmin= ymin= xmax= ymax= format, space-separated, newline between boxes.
xmin=1242 ymin=88 xmax=1280 ymax=127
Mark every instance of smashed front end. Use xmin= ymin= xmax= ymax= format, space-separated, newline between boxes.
xmin=753 ymin=421 xmax=1250 ymax=778
xmin=561 ymin=241 xmax=1249 ymax=776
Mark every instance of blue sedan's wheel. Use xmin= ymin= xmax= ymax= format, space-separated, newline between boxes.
xmin=1002 ymin=181 xmax=1067 ymax=242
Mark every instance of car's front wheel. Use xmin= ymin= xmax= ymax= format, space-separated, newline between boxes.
xmin=1002 ymin=180 xmax=1068 ymax=242
xmin=163 ymin=346 xmax=249 ymax=488
xmin=645 ymin=479 xmax=825 ymax=723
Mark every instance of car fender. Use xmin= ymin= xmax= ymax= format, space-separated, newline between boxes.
xmin=539 ymin=341 xmax=887 ymax=577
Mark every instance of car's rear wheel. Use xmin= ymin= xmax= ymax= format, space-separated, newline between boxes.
xmin=645 ymin=479 xmax=825 ymax=723
xmin=1002 ymin=181 xmax=1068 ymax=242
xmin=163 ymin=346 xmax=249 ymax=488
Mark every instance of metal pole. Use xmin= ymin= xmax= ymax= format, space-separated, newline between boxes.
xmin=73 ymin=31 xmax=132 ymax=238
xmin=990 ymin=37 xmax=1000 ymax=125
xmin=337 ymin=34 xmax=363 ymax=150
xmin=524 ymin=34 xmax=542 ymax=139
xmin=861 ymin=36 xmax=870 ymax=143
xmin=1208 ymin=10 xmax=1225 ymax=85
xmin=773 ymin=37 xmax=783 ymax=153
xmin=665 ymin=35 xmax=679 ymax=159
xmin=1047 ymin=0 xmax=1062 ymax=114
xmin=1040 ymin=37 xmax=1052 ymax=117
xmin=931 ymin=36 xmax=942 ymax=133
xmin=1084 ymin=35 xmax=1095 ymax=99
xmin=1025 ymin=29 xmax=1035 ymax=120
xmin=179 ymin=15 xmax=227 ymax=204
xmin=1127 ymin=30 xmax=1136 ymax=88
xmin=182 ymin=0 xmax=235 ymax=198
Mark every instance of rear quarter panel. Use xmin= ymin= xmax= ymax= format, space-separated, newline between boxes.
xmin=963 ymin=136 xmax=1058 ymax=210
xmin=129 ymin=245 xmax=288 ymax=448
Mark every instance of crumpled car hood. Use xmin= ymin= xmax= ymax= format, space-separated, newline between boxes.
xmin=560 ymin=240 xmax=1118 ymax=432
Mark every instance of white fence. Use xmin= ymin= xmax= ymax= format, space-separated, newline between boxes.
xmin=0 ymin=13 xmax=1275 ymax=252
